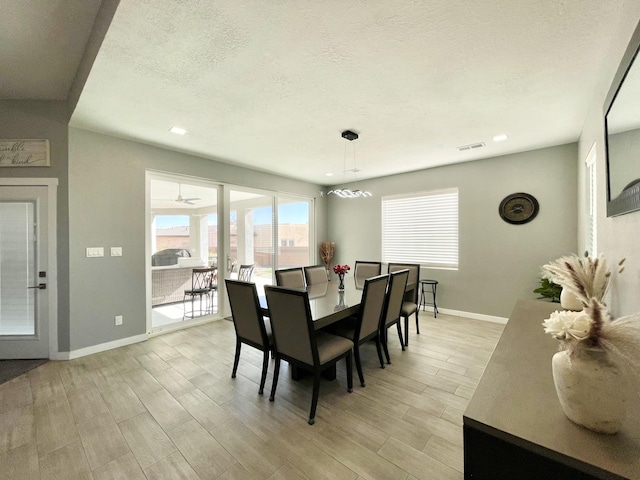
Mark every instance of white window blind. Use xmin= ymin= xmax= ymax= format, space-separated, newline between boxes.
xmin=381 ymin=188 xmax=459 ymax=269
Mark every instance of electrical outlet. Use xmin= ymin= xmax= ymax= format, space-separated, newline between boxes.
xmin=111 ymin=247 xmax=122 ymax=257
xmin=115 ymin=315 xmax=123 ymax=326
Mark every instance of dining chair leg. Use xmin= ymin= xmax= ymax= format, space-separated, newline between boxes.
xmin=231 ymin=340 xmax=241 ymax=378
xmin=404 ymin=316 xmax=409 ymax=346
xmin=382 ymin=335 xmax=391 ymax=368
xmin=396 ymin=322 xmax=405 ymax=351
xmin=269 ymin=357 xmax=281 ymax=402
xmin=415 ymin=311 xmax=420 ymax=334
xmin=354 ymin=345 xmax=365 ymax=387
xmin=375 ymin=337 xmax=385 ymax=369
xmin=259 ymin=350 xmax=269 ymax=395
xmin=346 ymin=352 xmax=353 ymax=393
xmin=309 ymin=371 xmax=321 ymax=425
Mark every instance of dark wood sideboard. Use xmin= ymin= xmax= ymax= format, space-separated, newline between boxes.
xmin=463 ymin=299 xmax=640 ymax=480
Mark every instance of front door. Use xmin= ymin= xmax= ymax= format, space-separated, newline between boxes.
xmin=0 ymin=186 xmax=49 ymax=358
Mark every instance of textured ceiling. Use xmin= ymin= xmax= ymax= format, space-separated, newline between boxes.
xmin=2 ymin=1 xmax=630 ymax=185
xmin=0 ymin=0 xmax=101 ymax=100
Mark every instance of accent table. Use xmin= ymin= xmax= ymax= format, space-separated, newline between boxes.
xmin=463 ymin=299 xmax=640 ymax=479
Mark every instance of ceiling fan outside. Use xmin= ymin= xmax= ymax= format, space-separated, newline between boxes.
xmin=175 ymin=184 xmax=200 ymax=205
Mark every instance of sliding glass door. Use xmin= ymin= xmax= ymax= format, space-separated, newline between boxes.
xmin=147 ymin=172 xmax=314 ymax=329
xmin=224 ymin=188 xmax=313 ymax=305
xmin=277 ymin=196 xmax=311 ymax=270
xmin=149 ymin=174 xmax=219 ymax=329
xmin=227 ymin=189 xmax=274 ymax=297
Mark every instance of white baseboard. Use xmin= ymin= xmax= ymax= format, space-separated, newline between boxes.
xmin=436 ymin=308 xmax=508 ymax=324
xmin=49 ymin=310 xmax=504 ymax=361
xmin=51 ymin=333 xmax=149 ymax=360
xmin=148 ymin=315 xmax=223 ymax=338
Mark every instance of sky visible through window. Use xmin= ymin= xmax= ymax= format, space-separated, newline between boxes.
xmin=155 ymin=202 xmax=308 ymax=228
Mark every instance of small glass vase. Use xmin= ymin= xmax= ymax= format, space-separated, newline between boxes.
xmin=552 ymin=346 xmax=629 ymax=434
xmin=338 ymin=274 xmax=345 ymax=290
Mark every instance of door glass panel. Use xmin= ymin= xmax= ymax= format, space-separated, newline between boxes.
xmin=277 ymin=197 xmax=311 ymax=269
xmin=0 ymin=202 xmax=35 ymax=335
xmin=150 ymin=178 xmax=218 ymax=328
xmin=229 ymin=190 xmax=273 ymax=296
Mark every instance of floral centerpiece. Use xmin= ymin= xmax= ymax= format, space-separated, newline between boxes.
xmin=333 ymin=264 xmax=350 ymax=290
xmin=540 ymin=253 xmax=640 ymax=433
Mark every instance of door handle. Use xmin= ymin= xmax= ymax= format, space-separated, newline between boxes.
xmin=28 ymin=283 xmax=46 ymax=290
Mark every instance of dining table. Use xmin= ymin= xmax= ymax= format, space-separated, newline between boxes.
xmin=260 ymin=277 xmax=364 ymax=329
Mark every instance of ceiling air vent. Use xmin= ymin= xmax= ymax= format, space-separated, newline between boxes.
xmin=457 ymin=142 xmax=486 ymax=151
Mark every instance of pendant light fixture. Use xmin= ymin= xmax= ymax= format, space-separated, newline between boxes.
xmin=327 ymin=130 xmax=372 ymax=198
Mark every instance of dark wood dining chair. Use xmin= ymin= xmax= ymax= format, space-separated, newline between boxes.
xmin=304 ymin=265 xmax=328 ymax=285
xmin=381 ymin=269 xmax=409 ymax=364
xmin=354 ymin=261 xmax=382 ymax=280
xmin=225 ymin=279 xmax=273 ymax=394
xmin=388 ymin=262 xmax=420 ymax=346
xmin=275 ymin=267 xmax=306 ymax=288
xmin=265 ymin=285 xmax=354 ymax=425
xmin=183 ymin=267 xmax=217 ymax=319
xmin=335 ymin=274 xmax=389 ymax=387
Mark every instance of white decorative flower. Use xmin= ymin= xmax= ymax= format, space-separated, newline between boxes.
xmin=565 ymin=312 xmax=593 ymax=341
xmin=542 ymin=310 xmax=572 ymax=338
xmin=542 ymin=310 xmax=593 ymax=341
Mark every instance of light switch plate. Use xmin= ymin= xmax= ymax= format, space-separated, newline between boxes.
xmin=111 ymin=247 xmax=123 ymax=257
xmin=86 ymin=247 xmax=104 ymax=257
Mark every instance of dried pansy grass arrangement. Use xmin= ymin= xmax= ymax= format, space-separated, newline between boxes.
xmin=540 ymin=253 xmax=640 ymax=433
xmin=319 ymin=241 xmax=335 ymax=277
xmin=541 ymin=253 xmax=640 ymax=358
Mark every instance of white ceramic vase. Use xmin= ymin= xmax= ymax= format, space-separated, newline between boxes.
xmin=560 ymin=288 xmax=583 ymax=311
xmin=552 ymin=347 xmax=629 ymax=434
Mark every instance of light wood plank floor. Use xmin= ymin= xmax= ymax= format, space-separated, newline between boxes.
xmin=0 ymin=313 xmax=504 ymax=480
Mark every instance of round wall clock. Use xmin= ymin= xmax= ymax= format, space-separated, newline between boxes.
xmin=499 ymin=193 xmax=539 ymax=225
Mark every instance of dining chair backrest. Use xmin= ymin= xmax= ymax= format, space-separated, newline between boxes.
xmin=354 ymin=261 xmax=382 ymax=281
xmin=384 ymin=269 xmax=409 ymax=327
xmin=275 ymin=267 xmax=306 ymax=289
xmin=388 ymin=262 xmax=420 ymax=302
xmin=356 ymin=274 xmax=389 ymax=342
xmin=225 ymin=279 xmax=268 ymax=346
xmin=265 ymin=286 xmax=315 ymax=365
xmin=238 ymin=264 xmax=255 ymax=282
xmin=304 ymin=265 xmax=328 ymax=285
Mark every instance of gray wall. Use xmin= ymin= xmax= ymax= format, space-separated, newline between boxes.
xmin=0 ymin=100 xmax=71 ymax=351
xmin=578 ymin=7 xmax=640 ymax=319
xmin=68 ymin=128 xmax=326 ymax=351
xmin=327 ymin=144 xmax=578 ymax=318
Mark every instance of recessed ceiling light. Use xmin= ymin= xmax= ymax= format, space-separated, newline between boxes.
xmin=325 ymin=173 xmax=334 ymax=176
xmin=493 ymin=134 xmax=508 ymax=142
xmin=169 ymin=126 xmax=187 ymax=135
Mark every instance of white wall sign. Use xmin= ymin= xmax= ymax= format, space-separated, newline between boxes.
xmin=0 ymin=139 xmax=50 ymax=167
